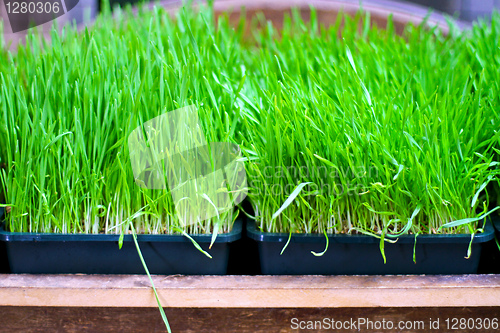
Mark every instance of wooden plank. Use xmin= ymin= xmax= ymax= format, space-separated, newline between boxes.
xmin=1 ymin=274 xmax=499 ymax=308
xmin=1 ymin=306 xmax=499 ymax=332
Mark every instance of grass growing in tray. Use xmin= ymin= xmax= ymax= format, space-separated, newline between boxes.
xmin=239 ymin=11 xmax=500 ymax=239
xmin=0 ymin=5 xmax=499 ymax=241
xmin=0 ymin=5 xmax=246 ymax=234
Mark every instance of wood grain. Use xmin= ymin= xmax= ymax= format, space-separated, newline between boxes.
xmin=1 ymin=274 xmax=499 ymax=308
xmin=0 ymin=306 xmax=499 ymax=332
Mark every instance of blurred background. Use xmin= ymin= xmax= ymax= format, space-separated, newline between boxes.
xmin=102 ymin=0 xmax=500 ymax=23
xmin=1 ymin=0 xmax=500 ymax=50
xmin=95 ymin=0 xmax=500 ymax=22
xmin=98 ymin=0 xmax=500 ymax=22
xmin=410 ymin=0 xmax=500 ymax=21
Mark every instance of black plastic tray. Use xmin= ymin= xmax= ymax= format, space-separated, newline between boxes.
xmin=0 ymin=207 xmax=7 ymax=273
xmin=477 ymin=217 xmax=500 ymax=273
xmin=494 ymin=218 xmax=500 ymax=236
xmin=247 ymin=219 xmax=495 ymax=275
xmin=0 ymin=220 xmax=242 ymax=274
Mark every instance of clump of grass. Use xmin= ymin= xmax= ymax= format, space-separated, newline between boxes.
xmin=0 ymin=4 xmax=247 ymax=234
xmin=237 ymin=10 xmax=500 ymax=237
xmin=0 ymin=3 xmax=499 ymax=242
xmin=464 ymin=12 xmax=500 ymax=215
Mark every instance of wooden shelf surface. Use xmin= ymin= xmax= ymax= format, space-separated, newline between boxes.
xmin=1 ymin=274 xmax=499 ymax=308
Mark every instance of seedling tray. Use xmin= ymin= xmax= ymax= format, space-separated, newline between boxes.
xmin=0 ymin=208 xmax=7 ymax=272
xmin=476 ymin=217 xmax=500 ymax=273
xmin=494 ymin=218 xmax=500 ymax=236
xmin=247 ymin=219 xmax=495 ymax=275
xmin=0 ymin=220 xmax=242 ymax=274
